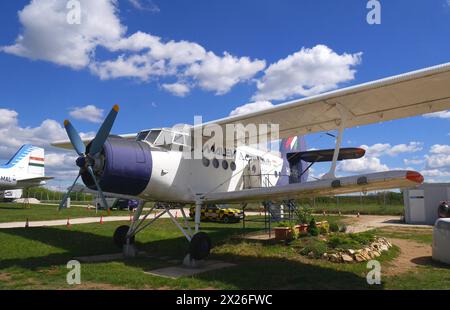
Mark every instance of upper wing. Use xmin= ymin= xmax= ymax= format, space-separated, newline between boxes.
xmin=52 ymin=133 xmax=137 ymax=150
xmin=201 ymin=170 xmax=422 ymax=204
xmin=197 ymin=62 xmax=450 ymax=143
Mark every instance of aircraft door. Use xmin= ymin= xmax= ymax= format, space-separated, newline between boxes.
xmin=243 ymin=158 xmax=262 ymax=189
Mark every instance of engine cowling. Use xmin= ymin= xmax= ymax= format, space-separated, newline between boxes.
xmin=81 ymin=137 xmax=152 ymax=196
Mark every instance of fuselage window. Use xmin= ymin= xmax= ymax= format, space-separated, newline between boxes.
xmin=222 ymin=160 xmax=229 ymax=170
xmin=203 ymin=157 xmax=210 ymax=167
xmin=230 ymin=161 xmax=236 ymax=171
xmin=213 ymin=158 xmax=219 ymax=168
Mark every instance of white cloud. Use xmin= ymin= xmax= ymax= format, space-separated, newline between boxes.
xmin=339 ymin=157 xmax=389 ymax=174
xmin=337 ymin=141 xmax=423 ymax=174
xmin=423 ymin=110 xmax=450 ymax=119
xmin=430 ymin=144 xmax=450 ymax=155
xmin=69 ymin=105 xmax=104 ymax=123
xmin=403 ymin=158 xmax=425 ymax=165
xmin=253 ymin=45 xmax=362 ymax=101
xmin=186 ymin=52 xmax=266 ymax=95
xmin=0 ymin=109 xmax=19 ymax=127
xmin=162 ymin=83 xmax=191 ymax=97
xmin=361 ymin=142 xmax=423 ymax=157
xmin=2 ymin=0 xmax=125 ymax=69
xmin=229 ymin=101 xmax=273 ymax=116
xmin=2 ymin=2 xmax=265 ymax=96
xmin=421 ymin=169 xmax=450 ymax=178
xmin=128 ymin=0 xmax=160 ymax=12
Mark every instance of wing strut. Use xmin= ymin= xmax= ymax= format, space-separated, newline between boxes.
xmin=322 ymin=103 xmax=352 ymax=180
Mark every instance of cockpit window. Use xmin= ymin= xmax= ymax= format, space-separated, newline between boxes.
xmin=136 ymin=130 xmax=150 ymax=142
xmin=146 ymin=130 xmax=162 ymax=144
xmin=173 ymin=134 xmax=185 ymax=145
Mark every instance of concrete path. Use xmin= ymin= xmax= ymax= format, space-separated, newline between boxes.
xmin=0 ymin=209 xmax=260 ymax=229
xmin=0 ymin=209 xmax=188 ymax=229
xmin=343 ymin=214 xmax=432 ymax=233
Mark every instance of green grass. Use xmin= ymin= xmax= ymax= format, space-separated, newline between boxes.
xmin=0 ymin=214 xmax=449 ymax=290
xmin=373 ymin=227 xmax=433 ymax=245
xmin=0 ymin=203 xmax=133 ymax=223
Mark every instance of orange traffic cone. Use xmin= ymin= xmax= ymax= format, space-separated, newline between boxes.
xmin=25 ymin=218 xmax=29 ymax=228
xmin=100 ymin=216 xmax=104 ymax=224
xmin=66 ymin=218 xmax=71 ymax=228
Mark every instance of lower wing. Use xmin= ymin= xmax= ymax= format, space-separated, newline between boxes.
xmin=16 ymin=177 xmax=54 ymax=188
xmin=202 ymin=170 xmax=423 ymax=204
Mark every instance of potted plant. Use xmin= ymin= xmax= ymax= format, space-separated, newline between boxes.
xmin=294 ymin=206 xmax=312 ymax=234
xmin=274 ymin=222 xmax=293 ymax=241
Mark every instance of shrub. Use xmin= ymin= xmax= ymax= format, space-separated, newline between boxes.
xmin=295 ymin=206 xmax=313 ymax=224
xmin=327 ymin=232 xmax=375 ymax=250
xmin=319 ymin=225 xmax=329 ymax=235
xmin=329 ymin=223 xmax=339 ymax=232
xmin=308 ymin=218 xmax=319 ymax=236
xmin=276 ymin=221 xmax=290 ymax=227
xmin=299 ymin=238 xmax=328 ymax=258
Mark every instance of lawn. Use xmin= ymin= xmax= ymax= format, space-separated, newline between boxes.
xmin=0 ymin=203 xmax=133 ymax=223
xmin=1 ymin=215 xmax=447 ymax=290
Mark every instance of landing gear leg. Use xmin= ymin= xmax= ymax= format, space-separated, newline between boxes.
xmin=183 ymin=201 xmax=211 ymax=267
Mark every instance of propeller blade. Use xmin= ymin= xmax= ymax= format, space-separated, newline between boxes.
xmin=59 ymin=173 xmax=81 ymax=210
xmin=87 ymin=166 xmax=110 ymax=212
xmin=89 ymin=105 xmax=119 ymax=156
xmin=64 ymin=120 xmax=86 ymax=156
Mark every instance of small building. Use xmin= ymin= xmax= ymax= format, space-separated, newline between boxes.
xmin=403 ymin=183 xmax=450 ymax=225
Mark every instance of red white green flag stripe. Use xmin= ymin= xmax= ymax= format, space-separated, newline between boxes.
xmin=29 ymin=156 xmax=44 ymax=168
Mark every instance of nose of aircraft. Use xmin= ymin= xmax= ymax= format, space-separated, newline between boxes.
xmin=76 ymin=156 xmax=86 ymax=168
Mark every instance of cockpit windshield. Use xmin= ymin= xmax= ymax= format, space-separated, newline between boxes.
xmin=137 ymin=128 xmax=191 ymax=150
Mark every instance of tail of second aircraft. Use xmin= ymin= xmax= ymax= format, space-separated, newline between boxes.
xmin=276 ymin=136 xmax=308 ymax=186
xmin=1 ymin=145 xmax=46 ymax=181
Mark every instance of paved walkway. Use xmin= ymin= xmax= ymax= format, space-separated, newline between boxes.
xmin=343 ymin=215 xmax=432 ymax=233
xmin=0 ymin=209 xmax=188 ymax=229
xmin=0 ymin=209 xmax=261 ymax=229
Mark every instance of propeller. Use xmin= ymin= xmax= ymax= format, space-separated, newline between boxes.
xmin=58 ymin=105 xmax=120 ymax=211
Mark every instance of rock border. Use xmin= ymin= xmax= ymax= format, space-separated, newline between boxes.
xmin=318 ymin=237 xmax=393 ymax=263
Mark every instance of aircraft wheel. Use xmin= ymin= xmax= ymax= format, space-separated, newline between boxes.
xmin=113 ymin=225 xmax=135 ymax=248
xmin=189 ymin=232 xmax=211 ymax=260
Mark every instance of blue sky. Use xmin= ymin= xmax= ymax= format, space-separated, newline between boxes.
xmin=0 ymin=0 xmax=449 ymax=189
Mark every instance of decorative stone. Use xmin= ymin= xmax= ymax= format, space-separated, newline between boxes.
xmin=380 ymin=244 xmax=389 ymax=252
xmin=347 ymin=249 xmax=356 ymax=255
xmin=354 ymin=254 xmax=366 ymax=262
xmin=341 ymin=254 xmax=354 ymax=263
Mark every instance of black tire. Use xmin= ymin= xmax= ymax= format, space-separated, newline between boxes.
xmin=113 ymin=225 xmax=134 ymax=248
xmin=189 ymin=232 xmax=211 ymax=260
xmin=222 ymin=215 xmax=230 ymax=224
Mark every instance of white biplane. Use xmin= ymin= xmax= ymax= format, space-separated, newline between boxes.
xmin=53 ymin=62 xmax=450 ymax=262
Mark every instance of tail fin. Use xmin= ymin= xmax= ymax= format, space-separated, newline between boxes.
xmin=276 ymin=136 xmax=308 ymax=186
xmin=1 ymin=145 xmax=45 ymax=180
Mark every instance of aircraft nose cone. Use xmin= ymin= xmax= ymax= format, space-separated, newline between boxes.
xmin=76 ymin=156 xmax=86 ymax=168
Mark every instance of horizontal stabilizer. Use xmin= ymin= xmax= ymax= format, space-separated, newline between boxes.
xmin=288 ymin=148 xmax=366 ymax=163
